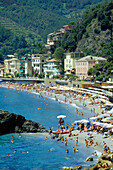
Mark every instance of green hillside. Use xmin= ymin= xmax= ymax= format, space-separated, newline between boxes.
xmin=54 ymin=1 xmax=113 ymax=81
xmin=57 ymin=1 xmax=113 ymax=55
xmin=0 ymin=0 xmax=111 ymax=63
xmin=0 ymin=0 xmax=110 ymax=41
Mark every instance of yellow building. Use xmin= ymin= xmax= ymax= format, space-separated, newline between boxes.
xmin=4 ymin=58 xmax=20 ymax=77
xmin=0 ymin=64 xmax=5 ymax=77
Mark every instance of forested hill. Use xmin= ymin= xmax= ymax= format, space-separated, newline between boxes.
xmin=0 ymin=0 xmax=111 ymax=62
xmin=0 ymin=0 xmax=110 ymax=41
xmin=57 ymin=1 xmax=113 ymax=57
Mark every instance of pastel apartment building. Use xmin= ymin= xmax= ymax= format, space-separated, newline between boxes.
xmin=4 ymin=57 xmax=20 ymax=77
xmin=64 ymin=52 xmax=84 ymax=75
xmin=76 ymin=56 xmax=106 ymax=80
xmin=31 ymin=54 xmax=47 ymax=75
xmin=43 ymin=58 xmax=60 ymax=77
xmin=19 ymin=55 xmax=32 ymax=77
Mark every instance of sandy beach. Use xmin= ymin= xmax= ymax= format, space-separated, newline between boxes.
xmin=0 ymin=82 xmax=113 ymax=168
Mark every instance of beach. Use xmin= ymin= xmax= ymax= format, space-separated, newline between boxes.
xmin=0 ymin=82 xmax=113 ymax=169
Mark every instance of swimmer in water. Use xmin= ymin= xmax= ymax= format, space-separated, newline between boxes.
xmin=8 ymin=153 xmax=12 ymax=156
xmin=14 ymin=150 xmax=17 ymax=153
xmin=66 ymin=149 xmax=69 ymax=154
xmin=11 ymin=139 xmax=14 ymax=143
xmin=18 ymin=133 xmax=21 ymax=137
xmin=73 ymin=147 xmax=76 ymax=153
xmin=76 ymin=149 xmax=78 ymax=152
xmin=46 ymin=136 xmax=48 ymax=140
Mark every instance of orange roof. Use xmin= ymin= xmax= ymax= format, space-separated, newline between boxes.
xmin=47 ymin=58 xmax=60 ymax=62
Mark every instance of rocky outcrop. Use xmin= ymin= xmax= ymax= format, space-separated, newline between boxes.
xmin=0 ymin=109 xmax=47 ymax=135
xmin=73 ymin=165 xmax=82 ymax=169
xmin=85 ymin=156 xmax=93 ymax=162
xmin=89 ymin=154 xmax=112 ymax=169
xmin=76 ymin=18 xmax=111 ymax=55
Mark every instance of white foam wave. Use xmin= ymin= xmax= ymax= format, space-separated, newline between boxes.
xmin=71 ymin=103 xmax=80 ymax=109
xmin=94 ymin=150 xmax=102 ymax=157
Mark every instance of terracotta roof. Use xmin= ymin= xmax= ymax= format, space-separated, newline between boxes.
xmin=47 ymin=58 xmax=60 ymax=62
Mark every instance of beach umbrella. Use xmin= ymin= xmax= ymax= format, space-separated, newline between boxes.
xmin=73 ymin=120 xmax=81 ymax=124
xmin=102 ymin=117 xmax=113 ymax=122
xmin=93 ymin=122 xmax=104 ymax=126
xmin=103 ymin=124 xmax=113 ymax=129
xmin=97 ymin=114 xmax=110 ymax=119
xmin=80 ymin=119 xmax=89 ymax=123
xmin=90 ymin=117 xmax=97 ymax=120
xmin=57 ymin=115 xmax=66 ymax=119
xmin=102 ymin=120 xmax=113 ymax=123
xmin=107 ymin=108 xmax=113 ymax=114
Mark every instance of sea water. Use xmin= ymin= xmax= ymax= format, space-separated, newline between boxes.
xmin=0 ymin=87 xmax=98 ymax=169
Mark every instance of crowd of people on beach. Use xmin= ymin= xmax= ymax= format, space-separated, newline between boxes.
xmin=1 ymin=81 xmax=113 ymax=169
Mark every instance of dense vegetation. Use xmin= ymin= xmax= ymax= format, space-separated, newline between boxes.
xmin=0 ymin=0 xmax=113 ymax=81
xmin=53 ymin=1 xmax=113 ymax=81
xmin=87 ymin=42 xmax=113 ymax=81
xmin=56 ymin=1 xmax=113 ymax=53
xmin=0 ymin=0 xmax=110 ymax=61
xmin=0 ymin=23 xmax=47 ymax=62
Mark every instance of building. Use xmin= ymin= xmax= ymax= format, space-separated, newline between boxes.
xmin=64 ymin=52 xmax=84 ymax=75
xmin=43 ymin=58 xmax=60 ymax=77
xmin=0 ymin=64 xmax=5 ymax=77
xmin=32 ymin=54 xmax=47 ymax=76
xmin=76 ymin=56 xmax=107 ymax=80
xmin=19 ymin=55 xmax=32 ymax=77
xmin=4 ymin=57 xmax=20 ymax=77
xmin=45 ymin=25 xmax=75 ymax=53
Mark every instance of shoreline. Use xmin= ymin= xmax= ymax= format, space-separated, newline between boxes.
xmin=0 ymin=82 xmax=113 ymax=167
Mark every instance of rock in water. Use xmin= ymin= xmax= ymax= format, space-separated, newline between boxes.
xmin=85 ymin=156 xmax=93 ymax=162
xmin=0 ymin=109 xmax=47 ymax=135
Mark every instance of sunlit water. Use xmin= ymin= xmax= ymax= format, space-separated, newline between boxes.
xmin=0 ymin=87 xmax=98 ymax=169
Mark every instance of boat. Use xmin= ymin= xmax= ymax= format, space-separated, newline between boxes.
xmin=52 ymin=129 xmax=71 ymax=134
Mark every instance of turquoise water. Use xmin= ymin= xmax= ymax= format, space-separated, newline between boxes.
xmin=0 ymin=87 xmax=97 ymax=169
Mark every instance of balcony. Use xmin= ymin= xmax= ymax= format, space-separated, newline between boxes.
xmin=20 ymin=70 xmax=24 ymax=73
xmin=10 ymin=63 xmax=15 ymax=66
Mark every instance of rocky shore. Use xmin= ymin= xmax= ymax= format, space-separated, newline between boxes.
xmin=62 ymin=154 xmax=113 ymax=170
xmin=0 ymin=109 xmax=47 ymax=135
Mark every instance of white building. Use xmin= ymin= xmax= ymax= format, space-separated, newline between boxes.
xmin=31 ymin=54 xmax=47 ymax=74
xmin=43 ymin=58 xmax=60 ymax=77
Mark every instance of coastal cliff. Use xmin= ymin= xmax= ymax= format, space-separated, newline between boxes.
xmin=0 ymin=109 xmax=47 ymax=135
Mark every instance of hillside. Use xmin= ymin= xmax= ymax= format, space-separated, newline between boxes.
xmin=0 ymin=0 xmax=110 ymax=42
xmin=58 ymin=1 xmax=113 ymax=56
xmin=0 ymin=0 xmax=112 ymax=63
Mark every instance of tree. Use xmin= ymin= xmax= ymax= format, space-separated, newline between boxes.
xmin=18 ymin=35 xmax=27 ymax=48
xmin=12 ymin=35 xmax=19 ymax=50
xmin=54 ymin=47 xmax=65 ymax=74
xmin=38 ymin=73 xmax=45 ymax=79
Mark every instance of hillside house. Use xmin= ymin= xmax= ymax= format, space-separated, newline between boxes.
xmin=45 ymin=25 xmax=75 ymax=53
